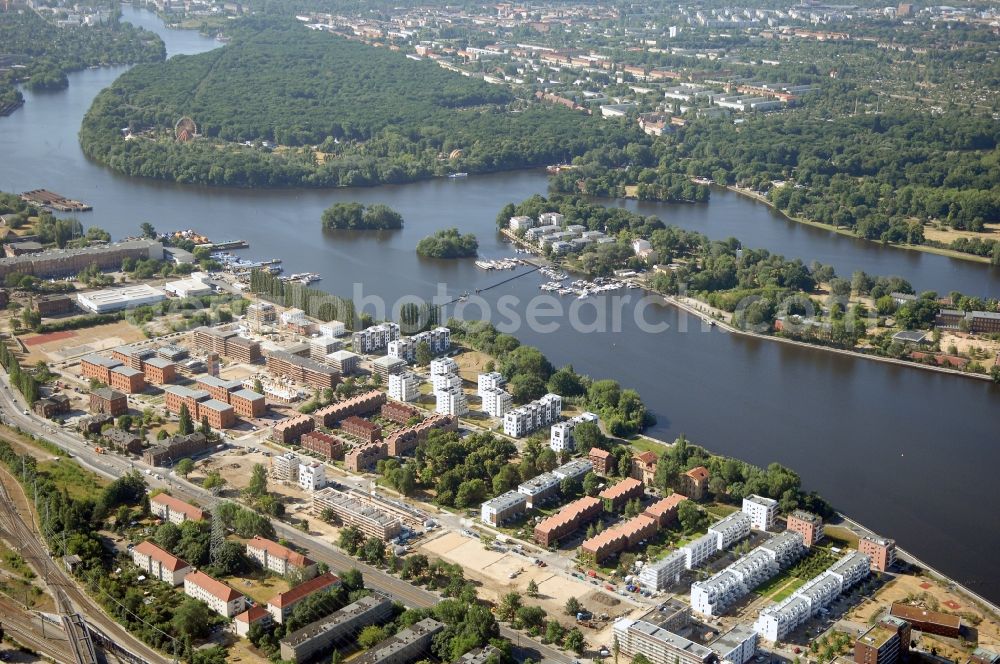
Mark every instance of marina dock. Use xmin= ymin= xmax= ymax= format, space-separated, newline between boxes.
xmin=20 ymin=189 xmax=92 ymax=212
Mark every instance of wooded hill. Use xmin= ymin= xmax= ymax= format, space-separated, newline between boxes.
xmin=80 ymin=18 xmax=641 ymax=187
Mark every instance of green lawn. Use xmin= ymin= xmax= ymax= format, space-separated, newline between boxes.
xmin=629 ymin=438 xmax=667 ymax=456
xmin=38 ymin=457 xmax=107 ymax=500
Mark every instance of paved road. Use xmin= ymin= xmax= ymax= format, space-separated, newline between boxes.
xmin=0 ymin=374 xmax=575 ymax=664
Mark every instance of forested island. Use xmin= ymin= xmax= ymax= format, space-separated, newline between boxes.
xmin=78 ymin=18 xmax=639 ymax=188
xmin=416 ymin=228 xmax=479 ymax=259
xmin=321 ymin=203 xmax=403 ymax=231
xmin=0 ymin=10 xmax=164 ymax=108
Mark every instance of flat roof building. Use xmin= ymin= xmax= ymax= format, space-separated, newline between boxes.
xmin=352 ymin=618 xmax=444 ymax=664
xmin=480 ymin=490 xmax=528 ymax=527
xmin=613 ymin=618 xmax=717 ymax=664
xmin=312 ymin=487 xmax=401 ymax=541
xmin=279 ymin=595 xmax=394 ymax=663
xmin=77 ymin=284 xmax=166 ymax=314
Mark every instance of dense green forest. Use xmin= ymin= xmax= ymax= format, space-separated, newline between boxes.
xmin=0 ymin=10 xmax=163 ymax=107
xmin=79 ymin=18 xmax=641 ymax=187
xmin=651 ymin=110 xmax=1000 ymax=253
xmin=416 ymin=228 xmax=479 ymax=258
xmin=321 ymin=203 xmax=403 ymax=230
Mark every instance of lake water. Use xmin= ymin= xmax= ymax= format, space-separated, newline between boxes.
xmin=1 ymin=6 xmax=998 ymax=602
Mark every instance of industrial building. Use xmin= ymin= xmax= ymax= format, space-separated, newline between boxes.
xmin=0 ymin=238 xmax=162 ymax=280
xmin=77 ymin=284 xmax=166 ymax=314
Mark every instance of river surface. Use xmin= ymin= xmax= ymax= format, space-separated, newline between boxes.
xmin=1 ymin=6 xmax=999 ymax=602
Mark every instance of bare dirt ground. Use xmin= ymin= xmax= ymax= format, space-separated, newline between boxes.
xmin=21 ymin=320 xmax=146 ymax=364
xmin=848 ymin=572 xmax=1000 ymax=657
xmin=419 ymin=530 xmax=632 ymax=644
xmin=939 ymin=332 xmax=1000 ymax=361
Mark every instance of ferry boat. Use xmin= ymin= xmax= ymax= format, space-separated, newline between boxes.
xmin=448 ymin=172 xmax=469 ymax=178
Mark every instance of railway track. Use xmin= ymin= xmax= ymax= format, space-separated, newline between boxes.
xmin=0 ymin=464 xmax=167 ymax=664
xmin=0 ymin=595 xmax=72 ymax=662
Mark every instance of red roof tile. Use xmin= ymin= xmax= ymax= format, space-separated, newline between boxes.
xmin=268 ymin=572 xmax=341 ymax=608
xmin=133 ymin=540 xmax=191 ymax=572
xmin=247 ymin=536 xmax=314 ymax=569
xmin=185 ymin=571 xmax=243 ymax=602
xmin=151 ymin=493 xmax=205 ymax=521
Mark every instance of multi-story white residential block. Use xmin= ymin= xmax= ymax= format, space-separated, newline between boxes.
xmin=552 ymin=459 xmax=594 ymax=483
xmin=319 ymin=321 xmax=346 ymax=338
xmin=351 ymin=322 xmax=400 ymax=354
xmin=517 ymin=472 xmax=560 ymax=508
xmin=480 ymin=491 xmax=528 ymax=526
xmin=432 ymin=372 xmax=462 ymax=392
xmin=683 ymin=532 xmax=719 ymax=570
xmin=481 ymin=386 xmax=513 ymax=418
xmin=539 ymin=212 xmax=565 ymax=226
xmin=742 ymin=494 xmax=778 ymax=531
xmin=131 ymin=540 xmax=192 ymax=586
xmin=709 ymin=511 xmax=752 ymax=550
xmin=509 ymin=215 xmax=535 ymax=231
xmin=709 ymin=626 xmax=758 ymax=664
xmin=280 ymin=308 xmax=308 ymax=327
xmin=549 ymin=412 xmax=599 ymax=452
xmin=246 ymin=536 xmax=317 ymax=577
xmin=435 ymin=386 xmax=468 ymax=417
xmin=298 ymin=462 xmax=326 ymax=492
xmin=429 ymin=357 xmax=459 ymax=376
xmin=151 ymin=493 xmax=205 ymax=525
xmin=477 ymin=372 xmax=505 ymax=395
xmin=754 ymin=552 xmax=870 ymax=642
xmin=272 ymin=452 xmax=300 ymax=482
xmin=502 ymin=393 xmax=562 ymax=437
xmin=184 ymin=571 xmax=246 ymax=617
xmin=639 ymin=550 xmax=687 ymax=591
xmin=690 ymin=531 xmax=805 ymax=616
xmin=388 ymin=372 xmax=420 ymax=402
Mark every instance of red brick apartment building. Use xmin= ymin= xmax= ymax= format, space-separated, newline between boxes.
xmin=89 ymin=387 xmax=127 ymax=416
xmin=312 ymin=390 xmax=386 ymax=427
xmin=599 ymin=478 xmax=643 ymax=513
xmin=271 ymin=415 xmax=314 ymax=444
xmin=340 ymin=416 xmax=382 ymax=444
xmin=380 ymin=401 xmax=421 ymax=425
xmin=300 ymin=431 xmax=345 ymax=460
xmin=344 ymin=441 xmax=388 ymax=472
xmin=385 ymin=414 xmax=455 ymax=456
xmin=534 ymin=497 xmax=602 ymax=547
xmin=109 ymin=365 xmax=146 ymax=394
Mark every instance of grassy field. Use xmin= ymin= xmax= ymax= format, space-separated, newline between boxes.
xmin=224 ymin=572 xmax=290 ymax=605
xmin=628 ymin=437 xmax=667 ymax=456
xmin=38 ymin=457 xmax=107 ymax=500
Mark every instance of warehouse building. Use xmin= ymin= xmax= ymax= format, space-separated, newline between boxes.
xmin=77 ymin=284 xmax=167 ymax=314
xmin=0 ymin=238 xmax=162 ymax=280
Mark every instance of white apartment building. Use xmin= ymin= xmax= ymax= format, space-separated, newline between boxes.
xmin=432 ymin=372 xmax=462 ymax=392
xmin=246 ymin=536 xmax=317 ymax=577
xmin=549 ymin=412 xmax=599 ymax=452
xmin=742 ymin=494 xmax=778 ymax=531
xmin=388 ymin=372 xmax=420 ymax=402
xmin=509 ymin=215 xmax=535 ymax=231
xmin=298 ymin=462 xmax=326 ymax=492
xmin=690 ymin=531 xmax=805 ymax=616
xmin=429 ymin=357 xmax=459 ymax=376
xmin=639 ymin=549 xmax=687 ymax=591
xmin=552 ymin=459 xmax=594 ymax=483
xmin=754 ymin=552 xmax=870 ymax=642
xmin=280 ymin=308 xmax=308 ymax=326
xmin=272 ymin=452 xmax=300 ymax=482
xmin=683 ymin=532 xmax=719 ymax=570
xmin=539 ymin=212 xmax=564 ymax=226
xmin=709 ymin=511 xmax=752 ymax=550
xmin=517 ymin=472 xmax=560 ymax=508
xmin=502 ymin=393 xmax=562 ymax=437
xmin=319 ymin=321 xmax=346 ymax=338
xmin=184 ymin=571 xmax=246 ymax=618
xmin=480 ymin=491 xmax=528 ymax=526
xmin=435 ymin=386 xmax=469 ymax=417
xmin=477 ymin=372 xmax=505 ymax=395
xmin=150 ymin=493 xmax=204 ymax=525
xmin=131 ymin=541 xmax=191 ymax=586
xmin=351 ymin=322 xmax=400 ymax=353
xmin=481 ymin=386 xmax=512 ymax=418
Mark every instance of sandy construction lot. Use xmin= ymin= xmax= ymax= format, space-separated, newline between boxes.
xmin=21 ymin=320 xmax=147 ymax=364
xmin=420 ymin=531 xmax=630 ymax=633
